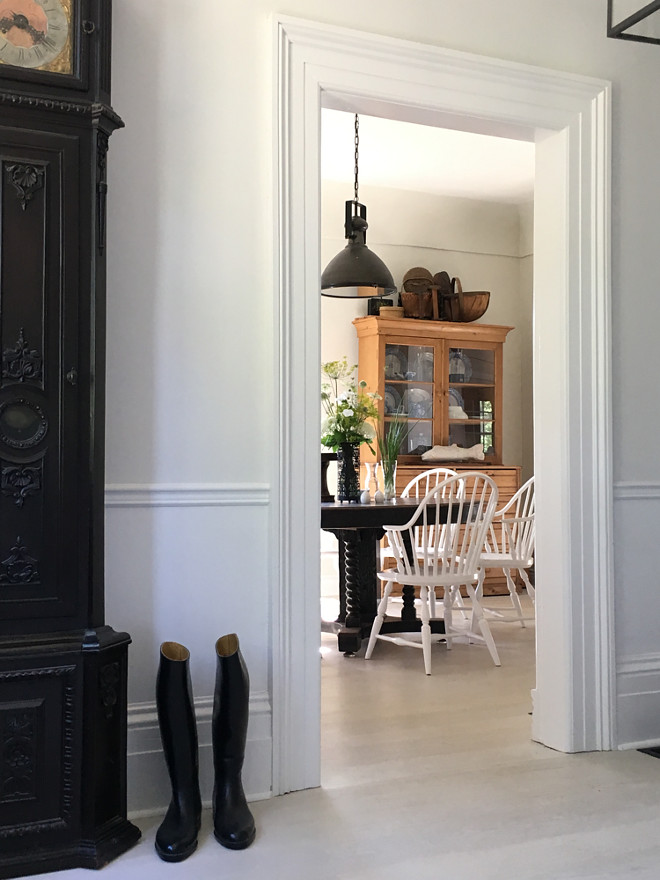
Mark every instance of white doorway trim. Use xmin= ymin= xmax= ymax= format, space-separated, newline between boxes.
xmin=273 ymin=16 xmax=613 ymax=794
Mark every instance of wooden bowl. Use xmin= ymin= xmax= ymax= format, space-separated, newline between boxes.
xmin=459 ymin=291 xmax=490 ymax=322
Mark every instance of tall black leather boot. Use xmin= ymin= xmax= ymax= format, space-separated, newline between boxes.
xmin=212 ymin=634 xmax=256 ymax=849
xmin=155 ymin=642 xmax=202 ymax=862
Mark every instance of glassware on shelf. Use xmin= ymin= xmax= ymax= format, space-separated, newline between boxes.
xmin=373 ymin=462 xmax=385 ymax=503
xmin=360 ymin=463 xmax=372 ymax=504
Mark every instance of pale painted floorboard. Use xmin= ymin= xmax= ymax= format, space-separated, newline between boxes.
xmin=45 ymin=597 xmax=660 ymax=880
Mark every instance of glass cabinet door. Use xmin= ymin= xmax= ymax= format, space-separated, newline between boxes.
xmin=383 ymin=342 xmax=434 ymax=455
xmin=447 ymin=346 xmax=496 ymax=455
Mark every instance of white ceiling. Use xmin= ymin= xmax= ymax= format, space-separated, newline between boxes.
xmin=321 ymin=109 xmax=536 ymax=205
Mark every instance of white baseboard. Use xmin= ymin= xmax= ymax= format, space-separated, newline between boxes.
xmin=127 ymin=692 xmax=272 ymax=817
xmin=616 ymin=653 xmax=660 ymax=750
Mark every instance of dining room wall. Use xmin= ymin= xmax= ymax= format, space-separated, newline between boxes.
xmin=321 ymin=180 xmax=533 ymax=474
xmin=105 ymin=0 xmax=660 ymax=814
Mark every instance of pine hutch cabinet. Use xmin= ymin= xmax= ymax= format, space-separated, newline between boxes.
xmin=353 ymin=315 xmax=521 ymax=595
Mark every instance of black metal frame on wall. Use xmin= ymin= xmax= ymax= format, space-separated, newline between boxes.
xmin=607 ymin=0 xmax=660 ymax=44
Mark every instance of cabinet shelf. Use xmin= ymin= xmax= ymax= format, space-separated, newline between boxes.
xmin=385 ymin=378 xmax=434 ymax=386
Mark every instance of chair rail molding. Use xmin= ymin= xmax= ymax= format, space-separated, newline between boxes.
xmin=273 ymin=16 xmax=613 ymax=794
xmin=614 ymin=481 xmax=660 ymax=501
xmin=105 ymin=482 xmax=270 ymax=508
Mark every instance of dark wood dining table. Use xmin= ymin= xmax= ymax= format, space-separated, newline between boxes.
xmin=321 ymin=499 xmax=449 ymax=654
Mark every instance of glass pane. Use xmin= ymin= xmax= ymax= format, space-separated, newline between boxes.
xmin=449 ymin=387 xmax=494 ymax=420
xmin=449 ymin=420 xmax=495 ymax=455
xmin=448 ymin=347 xmax=494 ymax=384
xmin=405 ymin=420 xmax=432 ymax=455
xmin=385 ymin=344 xmax=433 ymax=383
xmin=448 ymin=346 xmax=495 ymax=455
xmin=384 ymin=344 xmax=434 ymax=455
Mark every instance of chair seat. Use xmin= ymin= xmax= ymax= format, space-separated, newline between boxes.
xmin=479 ymin=552 xmax=533 ymax=568
xmin=378 ymin=569 xmax=472 ymax=588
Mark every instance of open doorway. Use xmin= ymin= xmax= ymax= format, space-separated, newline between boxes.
xmin=319 ymin=109 xmax=537 ymax=768
xmin=273 ymin=17 xmax=613 ymax=796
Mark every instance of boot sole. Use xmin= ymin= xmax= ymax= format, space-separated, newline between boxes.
xmin=155 ymin=838 xmax=199 ymax=862
xmin=213 ymin=827 xmax=256 ymax=850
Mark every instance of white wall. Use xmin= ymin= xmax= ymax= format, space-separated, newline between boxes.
xmin=321 ymin=180 xmax=534 ymax=473
xmin=518 ymin=202 xmax=534 ymax=482
xmin=107 ymin=0 xmax=660 ymax=812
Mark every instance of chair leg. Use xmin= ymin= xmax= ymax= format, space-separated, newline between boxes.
xmin=466 ymin=582 xmax=501 ymax=666
xmin=443 ymin=586 xmax=453 ymax=650
xmin=452 ymin=586 xmax=469 ymax=620
xmin=520 ymin=567 xmax=535 ymax=603
xmin=420 ymin=585 xmax=432 ymax=675
xmin=429 ymin=586 xmax=437 ymax=619
xmin=365 ymin=582 xmax=392 ymax=659
xmin=504 ymin=569 xmax=526 ymax=627
xmin=470 ymin=570 xmax=486 ymax=635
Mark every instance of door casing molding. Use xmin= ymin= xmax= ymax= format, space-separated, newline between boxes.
xmin=273 ymin=15 xmax=613 ymax=794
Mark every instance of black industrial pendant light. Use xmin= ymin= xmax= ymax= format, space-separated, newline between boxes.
xmin=321 ymin=114 xmax=396 ymax=297
xmin=607 ymin=0 xmax=660 ymax=44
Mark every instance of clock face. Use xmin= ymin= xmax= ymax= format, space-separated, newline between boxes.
xmin=0 ymin=0 xmax=72 ymax=73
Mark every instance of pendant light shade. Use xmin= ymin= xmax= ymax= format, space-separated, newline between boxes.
xmin=321 ymin=114 xmax=396 ymax=297
xmin=607 ymin=0 xmax=660 ymax=44
xmin=321 ymin=200 xmax=396 ymax=296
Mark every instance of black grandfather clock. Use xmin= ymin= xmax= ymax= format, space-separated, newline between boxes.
xmin=0 ymin=1 xmax=140 ymax=876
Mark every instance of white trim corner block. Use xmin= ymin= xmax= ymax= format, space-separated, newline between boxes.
xmin=274 ymin=15 xmax=613 ymax=793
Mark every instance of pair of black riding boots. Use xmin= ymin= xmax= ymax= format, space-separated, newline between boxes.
xmin=155 ymin=634 xmax=256 ymax=861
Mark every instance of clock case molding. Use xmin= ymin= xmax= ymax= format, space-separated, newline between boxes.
xmin=0 ymin=1 xmax=140 ymax=876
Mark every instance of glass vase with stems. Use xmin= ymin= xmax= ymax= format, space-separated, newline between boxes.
xmin=377 ymin=409 xmax=413 ymax=502
xmin=321 ymin=358 xmax=380 ymax=503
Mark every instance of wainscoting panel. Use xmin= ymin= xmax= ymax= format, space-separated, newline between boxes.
xmin=616 ymin=654 xmax=660 ymax=750
xmin=127 ymin=692 xmax=272 ymax=816
xmin=614 ymin=482 xmax=660 ymax=749
xmin=105 ymin=482 xmax=272 ymax=815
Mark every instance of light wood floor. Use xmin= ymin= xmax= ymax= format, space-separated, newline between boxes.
xmin=51 ymin=596 xmax=660 ymax=880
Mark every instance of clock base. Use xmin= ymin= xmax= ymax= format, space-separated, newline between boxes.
xmin=0 ymin=627 xmax=141 ymax=880
xmin=0 ymin=817 xmax=141 ymax=879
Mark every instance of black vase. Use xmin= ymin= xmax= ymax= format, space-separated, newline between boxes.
xmin=336 ymin=442 xmax=361 ymax=502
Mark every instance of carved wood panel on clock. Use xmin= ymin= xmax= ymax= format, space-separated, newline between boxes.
xmin=0 ymin=129 xmax=82 ymax=631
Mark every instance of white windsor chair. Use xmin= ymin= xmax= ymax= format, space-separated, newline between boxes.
xmin=365 ymin=472 xmax=500 ymax=675
xmin=476 ymin=475 xmax=535 ymax=627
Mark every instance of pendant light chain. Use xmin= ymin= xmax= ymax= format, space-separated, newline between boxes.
xmin=353 ymin=113 xmax=359 ymax=204
xmin=320 ymin=110 xmax=395 ymax=295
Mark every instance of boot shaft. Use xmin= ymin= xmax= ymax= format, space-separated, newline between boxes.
xmin=155 ymin=641 xmax=201 ymax=861
xmin=212 ymin=634 xmax=250 ymax=761
xmin=157 ymin=641 xmax=200 ymax=788
xmin=212 ymin=634 xmax=256 ymax=850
